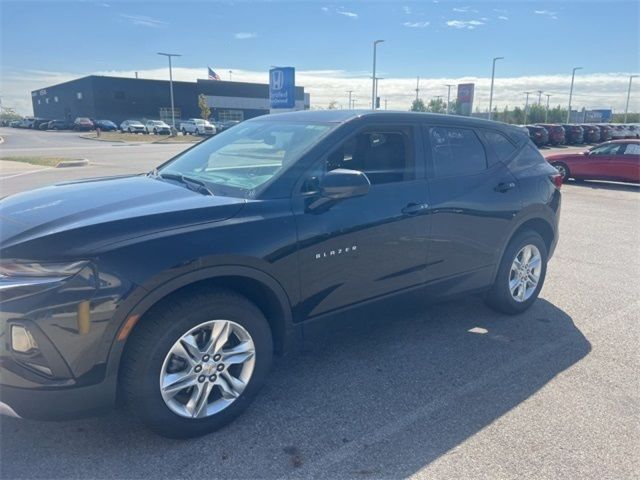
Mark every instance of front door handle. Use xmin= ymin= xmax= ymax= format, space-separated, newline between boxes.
xmin=495 ymin=181 xmax=516 ymax=193
xmin=402 ymin=202 xmax=430 ymax=215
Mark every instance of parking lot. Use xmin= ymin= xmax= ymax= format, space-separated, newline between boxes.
xmin=0 ymin=128 xmax=639 ymax=479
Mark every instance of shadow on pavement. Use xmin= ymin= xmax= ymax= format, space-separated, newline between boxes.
xmin=0 ymin=296 xmax=590 ymax=479
xmin=566 ymin=179 xmax=639 ymax=193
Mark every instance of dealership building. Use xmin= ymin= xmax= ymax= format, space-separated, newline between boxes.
xmin=31 ymin=75 xmax=310 ymax=124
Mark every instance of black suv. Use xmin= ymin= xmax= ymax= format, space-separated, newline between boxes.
xmin=0 ymin=111 xmax=561 ymax=437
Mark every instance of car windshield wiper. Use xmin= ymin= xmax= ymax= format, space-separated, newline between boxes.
xmin=149 ymin=170 xmax=214 ymax=196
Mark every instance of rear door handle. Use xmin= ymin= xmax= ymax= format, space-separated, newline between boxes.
xmin=402 ymin=202 xmax=430 ymax=215
xmin=495 ymin=181 xmax=516 ymax=193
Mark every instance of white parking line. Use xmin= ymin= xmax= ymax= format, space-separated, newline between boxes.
xmin=0 ymin=167 xmax=53 ymax=180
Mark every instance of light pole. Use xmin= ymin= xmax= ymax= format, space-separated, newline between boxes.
xmin=566 ymin=66 xmax=583 ymax=123
xmin=545 ymin=94 xmax=552 ymax=122
xmin=444 ymin=84 xmax=454 ymax=115
xmin=415 ymin=76 xmax=420 ymax=101
xmin=371 ymin=40 xmax=384 ymax=109
xmin=523 ymin=91 xmax=532 ymax=125
xmin=624 ymin=74 xmax=638 ymax=123
xmin=229 ymin=70 xmax=233 ymax=81
xmin=346 ymin=90 xmax=353 ymax=109
xmin=488 ymin=56 xmax=503 ymax=120
xmin=157 ymin=52 xmax=182 ymax=130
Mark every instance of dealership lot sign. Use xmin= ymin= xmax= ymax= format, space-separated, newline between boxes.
xmin=269 ymin=67 xmax=295 ymax=109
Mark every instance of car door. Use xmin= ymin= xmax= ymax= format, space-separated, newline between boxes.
xmin=423 ymin=125 xmax=522 ymax=294
xmin=578 ymin=143 xmax=624 ymax=179
xmin=292 ymin=123 xmax=430 ymax=319
xmin=617 ymin=143 xmax=640 ymax=182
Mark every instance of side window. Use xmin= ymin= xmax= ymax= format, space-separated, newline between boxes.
xmin=482 ymin=130 xmax=516 ymax=164
xmin=325 ymin=127 xmax=415 ymax=185
xmin=623 ymin=144 xmax=640 ymax=155
xmin=590 ymin=144 xmax=622 ymax=155
xmin=429 ymin=127 xmax=487 ymax=177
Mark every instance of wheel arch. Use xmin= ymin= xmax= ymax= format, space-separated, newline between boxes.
xmin=106 ymin=266 xmax=296 ymax=385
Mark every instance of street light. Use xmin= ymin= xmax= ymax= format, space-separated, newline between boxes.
xmin=371 ymin=40 xmax=385 ymax=110
xmin=545 ymin=94 xmax=552 ymax=122
xmin=157 ymin=52 xmax=182 ymax=130
xmin=444 ymin=84 xmax=455 ymax=115
xmin=566 ymin=66 xmax=583 ymax=123
xmin=523 ymin=91 xmax=532 ymax=125
xmin=488 ymin=56 xmax=503 ymax=120
xmin=346 ymin=90 xmax=353 ymax=109
xmin=624 ymin=74 xmax=639 ymax=123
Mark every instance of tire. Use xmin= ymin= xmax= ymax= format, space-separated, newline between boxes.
xmin=551 ymin=162 xmax=570 ymax=182
xmin=128 ymin=127 xmax=132 ymax=133
xmin=181 ymin=128 xmax=187 ymax=135
xmin=121 ymin=288 xmax=273 ymax=438
xmin=485 ymin=231 xmax=548 ymax=314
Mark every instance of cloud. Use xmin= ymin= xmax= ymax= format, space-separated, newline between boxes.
xmin=498 ymin=15 xmax=509 ymax=21
xmin=119 ymin=13 xmax=167 ymax=28
xmin=452 ymin=6 xmax=479 ymax=13
xmin=403 ymin=21 xmax=430 ymax=28
xmin=234 ymin=32 xmax=257 ymax=40
xmin=403 ymin=6 xmax=411 ymax=14
xmin=446 ymin=19 xmax=485 ymax=30
xmin=321 ymin=6 xmax=329 ymax=12
xmin=3 ymin=68 xmax=638 ymax=115
xmin=336 ymin=10 xmax=358 ymax=18
xmin=493 ymin=8 xmax=507 ymax=14
xmin=534 ymin=10 xmax=558 ymax=20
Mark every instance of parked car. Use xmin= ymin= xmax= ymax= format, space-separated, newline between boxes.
xmin=32 ymin=118 xmax=51 ymax=130
xmin=180 ymin=118 xmax=216 ymax=136
xmin=609 ymin=124 xmax=628 ymax=140
xmin=0 ymin=111 xmax=562 ymax=437
xmin=581 ymin=124 xmax=601 ymax=143
xmin=18 ymin=117 xmax=35 ymax=128
xmin=595 ymin=124 xmax=613 ymax=142
xmin=145 ymin=120 xmax=172 ymax=135
xmin=120 ymin=120 xmax=146 ymax=134
xmin=47 ymin=119 xmax=74 ymax=130
xmin=94 ymin=120 xmax=119 ymax=132
xmin=214 ymin=120 xmax=240 ymax=133
xmin=73 ymin=117 xmax=94 ymax=131
xmin=38 ymin=120 xmax=52 ymax=130
xmin=9 ymin=120 xmax=21 ymax=128
xmin=561 ymin=124 xmax=584 ymax=144
xmin=626 ymin=125 xmax=639 ymax=139
xmin=547 ymin=140 xmax=640 ymax=183
xmin=525 ymin=125 xmax=549 ymax=146
xmin=537 ymin=124 xmax=565 ymax=146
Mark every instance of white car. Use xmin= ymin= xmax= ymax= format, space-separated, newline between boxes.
xmin=180 ymin=118 xmax=216 ymax=136
xmin=120 ymin=120 xmax=146 ymax=134
xmin=145 ymin=120 xmax=171 ymax=135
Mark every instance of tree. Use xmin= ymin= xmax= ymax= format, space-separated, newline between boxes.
xmin=427 ymin=98 xmax=445 ymax=114
xmin=327 ymin=100 xmax=338 ymax=110
xmin=0 ymin=107 xmax=21 ymax=123
xmin=512 ymin=106 xmax=525 ymax=125
xmin=198 ymin=94 xmax=210 ymax=120
xmin=410 ymin=98 xmax=427 ymax=112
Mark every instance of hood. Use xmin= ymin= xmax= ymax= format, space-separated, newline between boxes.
xmin=0 ymin=175 xmax=245 ymax=258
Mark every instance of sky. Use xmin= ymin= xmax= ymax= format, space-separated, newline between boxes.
xmin=1 ymin=0 xmax=639 ymax=115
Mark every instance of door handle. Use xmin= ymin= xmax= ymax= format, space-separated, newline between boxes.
xmin=494 ymin=181 xmax=516 ymax=193
xmin=402 ymin=202 xmax=430 ymax=215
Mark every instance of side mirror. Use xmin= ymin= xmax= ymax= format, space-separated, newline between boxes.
xmin=320 ymin=168 xmax=370 ymax=200
xmin=307 ymin=168 xmax=370 ymax=212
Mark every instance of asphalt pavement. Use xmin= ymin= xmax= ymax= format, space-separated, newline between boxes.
xmin=0 ymin=128 xmax=638 ymax=479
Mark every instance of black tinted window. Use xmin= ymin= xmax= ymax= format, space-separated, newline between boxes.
xmin=483 ymin=130 xmax=516 ymax=163
xmin=429 ymin=127 xmax=487 ymax=177
xmin=326 ymin=127 xmax=414 ymax=185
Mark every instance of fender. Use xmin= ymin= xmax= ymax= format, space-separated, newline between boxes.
xmin=103 ymin=265 xmax=296 ymax=382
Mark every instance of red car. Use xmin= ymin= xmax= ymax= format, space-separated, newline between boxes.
xmin=546 ymin=140 xmax=640 ymax=184
xmin=537 ymin=124 xmax=565 ymax=145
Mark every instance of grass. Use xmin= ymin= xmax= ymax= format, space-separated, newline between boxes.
xmin=82 ymin=132 xmax=202 ymax=143
xmin=0 ymin=156 xmax=74 ymax=167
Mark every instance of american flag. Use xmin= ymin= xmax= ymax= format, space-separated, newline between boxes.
xmin=208 ymin=67 xmax=221 ymax=81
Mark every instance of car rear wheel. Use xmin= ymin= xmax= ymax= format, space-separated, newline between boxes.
xmin=485 ymin=231 xmax=548 ymax=314
xmin=121 ymin=289 xmax=273 ymax=438
xmin=551 ymin=162 xmax=570 ymax=182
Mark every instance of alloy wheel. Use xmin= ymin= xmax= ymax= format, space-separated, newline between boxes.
xmin=159 ymin=319 xmax=256 ymax=419
xmin=509 ymin=244 xmax=542 ymax=302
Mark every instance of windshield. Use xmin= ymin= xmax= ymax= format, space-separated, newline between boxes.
xmin=158 ymin=120 xmax=334 ymax=197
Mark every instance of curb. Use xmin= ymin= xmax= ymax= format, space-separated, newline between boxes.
xmin=79 ymin=135 xmax=126 ymax=143
xmin=56 ymin=159 xmax=89 ymax=168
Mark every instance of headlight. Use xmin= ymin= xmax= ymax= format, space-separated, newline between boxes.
xmin=0 ymin=260 xmax=88 ymax=279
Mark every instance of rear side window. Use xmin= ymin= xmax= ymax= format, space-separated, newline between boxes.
xmin=429 ymin=127 xmax=487 ymax=177
xmin=623 ymin=144 xmax=640 ymax=155
xmin=483 ymin=130 xmax=517 ymax=163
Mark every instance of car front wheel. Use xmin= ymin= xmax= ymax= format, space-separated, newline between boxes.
xmin=121 ymin=289 xmax=273 ymax=438
xmin=551 ymin=162 xmax=570 ymax=182
xmin=485 ymin=231 xmax=548 ymax=314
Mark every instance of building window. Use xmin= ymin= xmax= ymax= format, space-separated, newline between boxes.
xmin=54 ymin=96 xmax=59 ymax=103
xmin=37 ymin=99 xmax=41 ymax=105
xmin=218 ymin=109 xmax=244 ymax=122
xmin=77 ymin=92 xmax=83 ymax=100
xmin=45 ymin=98 xmax=49 ymax=104
xmin=114 ymin=91 xmax=125 ymax=100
